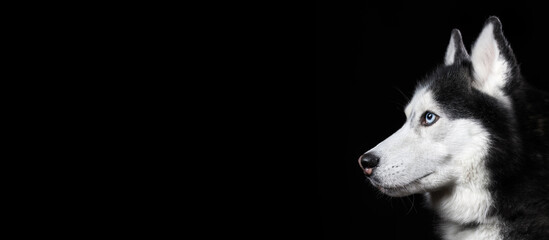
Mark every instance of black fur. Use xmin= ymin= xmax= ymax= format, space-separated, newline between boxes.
xmin=419 ymin=17 xmax=549 ymax=239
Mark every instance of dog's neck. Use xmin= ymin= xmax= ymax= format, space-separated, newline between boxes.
xmin=425 ymin=182 xmax=503 ymax=240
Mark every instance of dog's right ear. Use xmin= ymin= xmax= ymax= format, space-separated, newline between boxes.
xmin=444 ymin=29 xmax=469 ymax=66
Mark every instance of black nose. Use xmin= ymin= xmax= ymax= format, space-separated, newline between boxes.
xmin=358 ymin=153 xmax=380 ymax=174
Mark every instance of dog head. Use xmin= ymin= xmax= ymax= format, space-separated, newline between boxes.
xmin=359 ymin=16 xmax=519 ymax=197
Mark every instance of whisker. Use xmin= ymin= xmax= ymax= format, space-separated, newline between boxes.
xmin=406 ymin=194 xmax=416 ymax=215
xmin=392 ymin=86 xmax=410 ymax=102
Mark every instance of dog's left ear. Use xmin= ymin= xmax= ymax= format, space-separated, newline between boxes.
xmin=470 ymin=16 xmax=519 ymax=101
xmin=444 ymin=29 xmax=469 ymax=66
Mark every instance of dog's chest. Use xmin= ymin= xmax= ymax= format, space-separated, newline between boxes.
xmin=425 ymin=186 xmax=503 ymax=240
xmin=439 ymin=221 xmax=502 ymax=240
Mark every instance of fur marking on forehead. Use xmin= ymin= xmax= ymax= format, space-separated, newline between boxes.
xmin=405 ymin=85 xmax=435 ymax=117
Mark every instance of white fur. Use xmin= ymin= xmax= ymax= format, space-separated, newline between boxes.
xmin=471 ymin=23 xmax=511 ymax=107
xmin=366 ymin=88 xmax=503 ymax=239
xmin=439 ymin=221 xmax=503 ymax=240
xmin=424 ymin=119 xmax=503 ymax=240
xmin=444 ymin=35 xmax=457 ymax=65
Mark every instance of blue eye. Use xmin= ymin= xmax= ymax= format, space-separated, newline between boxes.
xmin=422 ymin=111 xmax=439 ymax=126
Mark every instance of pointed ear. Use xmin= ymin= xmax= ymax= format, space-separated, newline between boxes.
xmin=444 ymin=29 xmax=469 ymax=65
xmin=470 ymin=16 xmax=519 ymax=102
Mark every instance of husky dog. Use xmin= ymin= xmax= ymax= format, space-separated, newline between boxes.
xmin=358 ymin=16 xmax=549 ymax=240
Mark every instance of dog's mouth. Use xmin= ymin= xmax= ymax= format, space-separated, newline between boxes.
xmin=371 ymin=172 xmax=434 ymax=194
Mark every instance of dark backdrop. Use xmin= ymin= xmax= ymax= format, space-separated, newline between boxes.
xmin=317 ymin=4 xmax=548 ymax=240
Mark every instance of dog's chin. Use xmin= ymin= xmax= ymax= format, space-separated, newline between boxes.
xmin=371 ymin=172 xmax=435 ymax=197
xmin=377 ymin=183 xmax=423 ymax=197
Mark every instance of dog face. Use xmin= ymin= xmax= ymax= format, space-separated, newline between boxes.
xmin=362 ymin=85 xmax=491 ymax=197
xmin=359 ymin=17 xmax=518 ymax=197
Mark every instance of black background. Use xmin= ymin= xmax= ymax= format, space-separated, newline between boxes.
xmin=317 ymin=3 xmax=548 ymax=240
